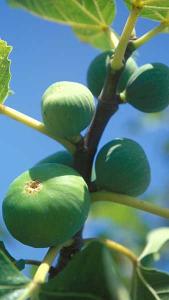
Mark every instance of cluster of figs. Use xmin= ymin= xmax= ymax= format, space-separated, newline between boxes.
xmin=2 ymin=50 xmax=169 ymax=248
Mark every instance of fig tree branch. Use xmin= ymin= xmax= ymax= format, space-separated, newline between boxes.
xmin=53 ymin=6 xmax=141 ymax=278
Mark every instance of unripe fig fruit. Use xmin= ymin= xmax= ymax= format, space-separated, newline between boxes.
xmin=35 ymin=150 xmax=73 ymax=168
xmin=124 ymin=63 xmax=169 ymax=112
xmin=2 ymin=163 xmax=90 ymax=248
xmin=87 ymin=51 xmax=138 ymax=97
xmin=95 ymin=138 xmax=151 ymax=196
xmin=42 ymin=81 xmax=95 ymax=139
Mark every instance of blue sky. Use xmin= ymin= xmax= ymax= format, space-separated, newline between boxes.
xmin=0 ymin=0 xmax=169 ymax=265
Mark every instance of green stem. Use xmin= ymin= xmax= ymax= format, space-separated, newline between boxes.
xmin=0 ymin=104 xmax=75 ymax=154
xmin=131 ymin=23 xmax=166 ymax=49
xmin=19 ymin=246 xmax=60 ymax=300
xmin=111 ymin=6 xmax=141 ymax=70
xmin=109 ymin=29 xmax=119 ymax=49
xmin=85 ymin=238 xmax=138 ymax=266
xmin=91 ymin=191 xmax=169 ymax=219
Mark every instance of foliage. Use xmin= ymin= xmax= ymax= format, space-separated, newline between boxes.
xmin=1 ymin=0 xmax=169 ymax=299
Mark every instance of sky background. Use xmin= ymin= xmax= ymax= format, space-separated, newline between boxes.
xmin=0 ymin=0 xmax=169 ymax=271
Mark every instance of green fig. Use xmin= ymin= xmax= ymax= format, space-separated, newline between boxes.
xmin=123 ymin=63 xmax=169 ymax=112
xmin=95 ymin=138 xmax=151 ymax=196
xmin=42 ymin=81 xmax=95 ymax=139
xmin=87 ymin=50 xmax=138 ymax=97
xmin=2 ymin=163 xmax=90 ymax=248
xmin=35 ymin=150 xmax=74 ymax=168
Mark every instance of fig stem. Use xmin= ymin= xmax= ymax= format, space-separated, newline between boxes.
xmin=131 ymin=23 xmax=166 ymax=49
xmin=111 ymin=6 xmax=141 ymax=70
xmin=91 ymin=191 xmax=169 ymax=220
xmin=109 ymin=29 xmax=119 ymax=48
xmin=52 ymin=6 xmax=140 ymax=277
xmin=85 ymin=238 xmax=138 ymax=266
xmin=18 ymin=246 xmax=61 ymax=300
xmin=0 ymin=104 xmax=75 ymax=153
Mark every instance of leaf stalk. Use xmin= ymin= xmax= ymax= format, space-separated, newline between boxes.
xmin=91 ymin=191 xmax=169 ymax=220
xmin=19 ymin=246 xmax=60 ymax=300
xmin=0 ymin=104 xmax=75 ymax=153
xmin=111 ymin=6 xmax=141 ymax=70
xmin=131 ymin=23 xmax=166 ymax=49
xmin=85 ymin=238 xmax=138 ymax=266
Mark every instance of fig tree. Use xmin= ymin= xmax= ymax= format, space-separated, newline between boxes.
xmin=95 ymin=138 xmax=151 ymax=196
xmin=42 ymin=81 xmax=95 ymax=139
xmin=2 ymin=163 xmax=90 ymax=248
xmin=87 ymin=50 xmax=138 ymax=97
xmin=35 ymin=150 xmax=73 ymax=167
xmin=123 ymin=63 xmax=169 ymax=112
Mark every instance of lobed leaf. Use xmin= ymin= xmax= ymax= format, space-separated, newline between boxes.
xmin=0 ymin=249 xmax=30 ymax=299
xmin=131 ymin=228 xmax=169 ymax=299
xmin=40 ymin=241 xmax=118 ymax=300
xmin=131 ymin=266 xmax=169 ymax=300
xmin=0 ymin=40 xmax=12 ymax=104
xmin=7 ymin=0 xmax=118 ymax=50
xmin=124 ymin=0 xmax=169 ymax=22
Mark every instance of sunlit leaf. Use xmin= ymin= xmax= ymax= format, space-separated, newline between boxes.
xmin=8 ymin=0 xmax=118 ymax=50
xmin=124 ymin=0 xmax=169 ymax=22
xmin=139 ymin=227 xmax=169 ymax=264
xmin=0 ymin=40 xmax=12 ymax=104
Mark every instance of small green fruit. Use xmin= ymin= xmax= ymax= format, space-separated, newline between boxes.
xmin=42 ymin=81 xmax=95 ymax=139
xmin=95 ymin=138 xmax=151 ymax=196
xmin=124 ymin=63 xmax=169 ymax=112
xmin=2 ymin=163 xmax=90 ymax=248
xmin=35 ymin=150 xmax=74 ymax=167
xmin=87 ymin=51 xmax=138 ymax=97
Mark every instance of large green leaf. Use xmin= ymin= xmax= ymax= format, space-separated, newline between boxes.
xmin=142 ymin=267 xmax=169 ymax=300
xmin=7 ymin=0 xmax=118 ymax=50
xmin=131 ymin=228 xmax=169 ymax=300
xmin=124 ymin=0 xmax=169 ymax=22
xmin=131 ymin=266 xmax=169 ymax=300
xmin=139 ymin=227 xmax=169 ymax=264
xmin=40 ymin=241 xmax=118 ymax=300
xmin=131 ymin=268 xmax=158 ymax=300
xmin=0 ymin=40 xmax=12 ymax=104
xmin=0 ymin=249 xmax=30 ymax=299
